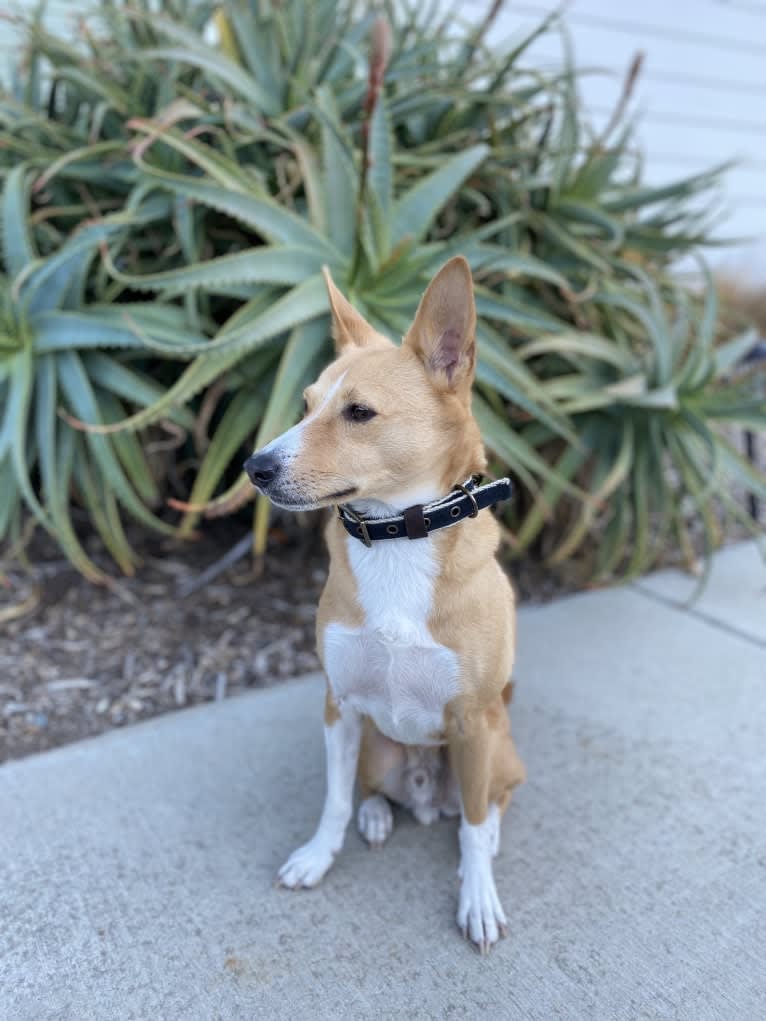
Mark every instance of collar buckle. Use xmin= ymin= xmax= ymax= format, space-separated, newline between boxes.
xmin=338 ymin=503 xmax=372 ymax=547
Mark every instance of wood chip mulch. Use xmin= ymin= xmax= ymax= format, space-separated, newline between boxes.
xmin=0 ymin=526 xmax=328 ymax=764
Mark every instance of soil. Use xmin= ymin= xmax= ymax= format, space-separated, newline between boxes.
xmin=0 ymin=516 xmax=573 ymax=765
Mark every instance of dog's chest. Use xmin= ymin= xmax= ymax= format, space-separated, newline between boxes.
xmin=323 ymin=537 xmax=460 ymax=746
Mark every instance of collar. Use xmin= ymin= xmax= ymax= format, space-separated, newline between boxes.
xmin=337 ymin=476 xmax=513 ymax=547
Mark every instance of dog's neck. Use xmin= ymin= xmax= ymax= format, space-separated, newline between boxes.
xmin=347 ymin=447 xmax=486 ymax=520
xmin=348 ymin=483 xmax=445 ymax=520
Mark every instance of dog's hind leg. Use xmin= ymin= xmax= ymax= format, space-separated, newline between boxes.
xmin=356 ymin=720 xmax=403 ymax=847
xmin=357 ymin=794 xmax=394 ymax=847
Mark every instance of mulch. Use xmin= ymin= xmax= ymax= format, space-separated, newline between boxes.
xmin=0 ymin=524 xmax=326 ymax=764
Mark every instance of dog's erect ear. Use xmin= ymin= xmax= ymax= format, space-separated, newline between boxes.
xmin=403 ymin=256 xmax=477 ymax=393
xmin=322 ymin=267 xmax=379 ymax=353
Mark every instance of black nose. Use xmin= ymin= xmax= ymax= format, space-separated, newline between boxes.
xmin=243 ymin=453 xmax=281 ymax=488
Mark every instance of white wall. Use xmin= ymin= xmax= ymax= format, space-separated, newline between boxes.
xmin=462 ymin=0 xmax=766 ymax=280
xmin=1 ymin=0 xmax=72 ymax=82
xmin=5 ymin=0 xmax=765 ymax=277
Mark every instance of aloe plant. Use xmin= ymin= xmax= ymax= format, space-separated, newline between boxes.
xmin=88 ymin=39 xmax=582 ymax=549
xmin=0 ymin=167 xmax=200 ymax=578
xmin=1 ymin=0 xmax=763 ymax=583
xmin=510 ymin=265 xmax=766 ymax=583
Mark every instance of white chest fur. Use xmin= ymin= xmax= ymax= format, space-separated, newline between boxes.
xmin=323 ymin=535 xmax=460 ymax=746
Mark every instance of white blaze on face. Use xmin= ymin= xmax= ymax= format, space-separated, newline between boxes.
xmin=257 ymin=370 xmax=349 ymax=468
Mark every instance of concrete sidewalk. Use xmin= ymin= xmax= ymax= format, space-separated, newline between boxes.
xmin=1 ymin=541 xmax=764 ymax=1021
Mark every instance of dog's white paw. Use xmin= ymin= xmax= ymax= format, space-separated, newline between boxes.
xmin=358 ymin=795 xmax=393 ymax=847
xmin=413 ymin=804 xmax=440 ymax=826
xmin=457 ymin=868 xmax=507 ymax=954
xmin=457 ymin=806 xmax=507 ymax=953
xmin=277 ymin=836 xmax=336 ymax=889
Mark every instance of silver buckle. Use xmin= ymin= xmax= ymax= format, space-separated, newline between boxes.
xmin=338 ymin=504 xmax=372 ymax=547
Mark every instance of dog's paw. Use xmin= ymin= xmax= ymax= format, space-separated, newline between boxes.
xmin=357 ymin=795 xmax=393 ymax=847
xmin=412 ymin=804 xmax=440 ymax=826
xmin=277 ymin=837 xmax=336 ymax=889
xmin=457 ymin=869 xmax=508 ymax=954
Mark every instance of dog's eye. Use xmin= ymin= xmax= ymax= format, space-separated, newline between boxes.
xmin=302 ymin=397 xmax=309 ymax=417
xmin=343 ymin=403 xmax=377 ymax=424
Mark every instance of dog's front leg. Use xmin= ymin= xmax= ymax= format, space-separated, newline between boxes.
xmin=449 ymin=711 xmax=507 ymax=954
xmin=277 ymin=699 xmax=361 ymax=889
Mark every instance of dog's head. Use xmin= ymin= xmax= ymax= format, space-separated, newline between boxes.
xmin=244 ymin=256 xmax=485 ymax=511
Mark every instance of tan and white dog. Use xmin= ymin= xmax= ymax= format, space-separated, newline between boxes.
xmin=244 ymin=257 xmax=525 ymax=953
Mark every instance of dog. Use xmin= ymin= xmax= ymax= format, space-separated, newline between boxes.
xmin=244 ymin=256 xmax=525 ymax=953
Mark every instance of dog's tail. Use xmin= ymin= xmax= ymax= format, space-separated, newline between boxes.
xmin=501 ymin=680 xmax=515 ymax=705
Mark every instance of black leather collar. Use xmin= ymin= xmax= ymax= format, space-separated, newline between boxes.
xmin=337 ymin=476 xmax=513 ymax=546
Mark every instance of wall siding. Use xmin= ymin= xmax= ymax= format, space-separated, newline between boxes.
xmin=1 ymin=1 xmax=74 ymax=82
xmin=465 ymin=0 xmax=766 ymax=277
